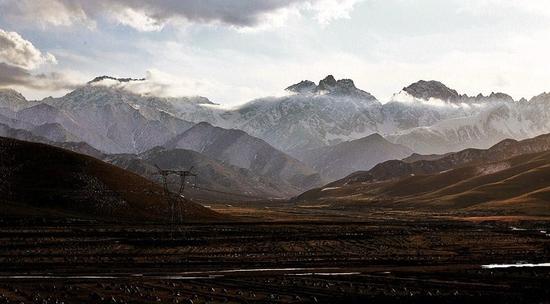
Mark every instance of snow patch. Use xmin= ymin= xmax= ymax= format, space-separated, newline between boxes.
xmin=477 ymin=162 xmax=511 ymax=175
xmin=321 ymin=187 xmax=341 ymax=191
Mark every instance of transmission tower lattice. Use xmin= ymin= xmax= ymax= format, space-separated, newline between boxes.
xmin=154 ymin=165 xmax=198 ymax=230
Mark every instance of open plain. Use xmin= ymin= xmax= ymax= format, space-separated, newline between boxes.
xmin=0 ymin=208 xmax=549 ymax=303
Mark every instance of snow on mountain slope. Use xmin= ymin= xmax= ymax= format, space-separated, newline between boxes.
xmin=219 ymin=78 xmax=524 ymax=155
xmin=3 ymin=75 xmax=550 ymax=160
xmin=173 ymin=77 xmax=519 ymax=155
xmin=388 ymin=96 xmax=550 ymax=154
xmin=42 ymin=84 xmax=195 ymax=153
xmin=0 ymin=89 xmax=36 ymax=111
xmin=381 ymin=80 xmax=538 ymax=154
xmin=223 ymin=76 xmax=391 ymax=154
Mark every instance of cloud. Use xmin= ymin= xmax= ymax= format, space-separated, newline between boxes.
xmin=0 ymin=28 xmax=79 ymax=91
xmin=0 ymin=29 xmax=57 ymax=69
xmin=90 ymin=68 xmax=274 ymax=106
xmin=456 ymin=0 xmax=550 ymax=17
xmin=0 ymin=0 xmax=363 ymax=31
xmin=308 ymin=0 xmax=360 ymax=25
xmin=0 ymin=63 xmax=79 ymax=90
xmin=109 ymin=7 xmax=165 ymax=32
xmin=0 ymin=0 xmax=95 ymax=29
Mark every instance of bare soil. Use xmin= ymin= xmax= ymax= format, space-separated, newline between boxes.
xmin=0 ymin=213 xmax=549 ymax=303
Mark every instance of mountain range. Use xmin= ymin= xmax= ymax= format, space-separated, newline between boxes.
xmin=3 ymin=75 xmax=550 ymax=201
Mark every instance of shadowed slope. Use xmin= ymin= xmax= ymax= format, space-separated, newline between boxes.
xmin=297 ymin=133 xmax=413 ymax=181
xmin=337 ymin=133 xmax=550 ymax=186
xmin=0 ymin=137 xmax=220 ymax=222
xmin=296 ymin=135 xmax=550 ymax=215
xmin=166 ymin=122 xmax=323 ymax=194
xmin=107 ymin=147 xmax=291 ymax=201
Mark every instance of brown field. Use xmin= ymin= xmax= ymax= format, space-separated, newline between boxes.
xmin=0 ymin=208 xmax=549 ymax=303
xmin=296 ymin=151 xmax=550 ymax=217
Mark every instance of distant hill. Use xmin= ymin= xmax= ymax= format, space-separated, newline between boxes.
xmin=296 ymin=133 xmax=550 ymax=215
xmin=296 ymin=133 xmax=413 ymax=181
xmin=336 ymin=133 xmax=550 ymax=186
xmin=107 ymin=147 xmax=291 ymax=201
xmin=165 ymin=122 xmax=323 ymax=194
xmin=0 ymin=137 xmax=220 ymax=222
xmin=31 ymin=122 xmax=81 ymax=143
xmin=0 ymin=123 xmax=104 ymax=158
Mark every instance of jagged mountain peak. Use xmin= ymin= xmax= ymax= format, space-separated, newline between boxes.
xmin=474 ymin=92 xmax=514 ymax=103
xmin=317 ymin=75 xmax=337 ymax=91
xmin=403 ymin=80 xmax=460 ymax=101
xmin=401 ymin=80 xmax=515 ymax=103
xmin=88 ymin=75 xmax=146 ymax=84
xmin=168 ymin=96 xmax=217 ymax=105
xmin=285 ymin=75 xmax=376 ymax=100
xmin=285 ymin=80 xmax=316 ymax=94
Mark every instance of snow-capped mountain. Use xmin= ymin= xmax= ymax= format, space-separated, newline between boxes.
xmin=398 ymin=80 xmax=514 ymax=104
xmin=42 ymin=84 xmax=196 ymax=153
xmin=0 ymin=83 xmax=200 ymax=153
xmin=217 ymin=77 xmax=524 ymax=155
xmin=0 ymin=88 xmax=36 ymax=111
xmin=3 ymin=75 xmax=550 ymax=162
xmin=170 ymin=75 xmax=390 ymax=153
xmin=387 ymin=82 xmax=550 ymax=154
xmin=216 ymin=75 xmax=391 ymax=154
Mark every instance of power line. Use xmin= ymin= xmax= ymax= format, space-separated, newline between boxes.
xmin=196 ymin=186 xmax=273 ymax=200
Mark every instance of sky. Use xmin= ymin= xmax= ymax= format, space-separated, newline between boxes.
xmin=1 ymin=0 xmax=550 ymax=105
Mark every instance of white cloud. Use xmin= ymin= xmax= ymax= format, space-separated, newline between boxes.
xmin=91 ymin=69 xmax=270 ymax=106
xmin=0 ymin=29 xmax=57 ymax=69
xmin=3 ymin=0 xmax=550 ymax=105
xmin=109 ymin=7 xmax=165 ymax=32
xmin=308 ymin=0 xmax=361 ymax=25
xmin=0 ymin=28 xmax=81 ymax=94
xmin=0 ymin=0 xmax=95 ymax=29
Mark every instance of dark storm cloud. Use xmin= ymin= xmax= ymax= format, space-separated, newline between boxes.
xmin=105 ymin=0 xmax=305 ymax=26
xmin=0 ymin=0 xmax=311 ymax=29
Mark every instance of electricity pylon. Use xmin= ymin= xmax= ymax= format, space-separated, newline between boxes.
xmin=154 ymin=165 xmax=198 ymax=234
